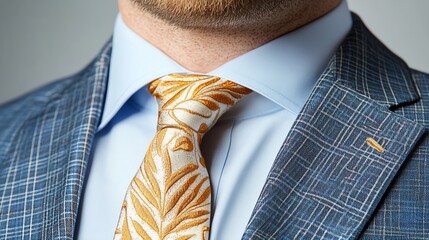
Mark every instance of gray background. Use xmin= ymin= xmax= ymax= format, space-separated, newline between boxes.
xmin=0 ymin=0 xmax=428 ymax=104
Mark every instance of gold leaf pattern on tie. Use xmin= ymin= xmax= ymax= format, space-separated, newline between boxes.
xmin=114 ymin=74 xmax=251 ymax=240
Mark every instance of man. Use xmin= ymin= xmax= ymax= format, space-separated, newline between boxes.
xmin=0 ymin=0 xmax=427 ymax=239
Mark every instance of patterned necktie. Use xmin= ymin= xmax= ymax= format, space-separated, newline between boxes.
xmin=114 ymin=74 xmax=251 ymax=240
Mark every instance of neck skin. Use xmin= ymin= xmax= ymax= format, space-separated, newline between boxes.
xmin=119 ymin=0 xmax=341 ymax=73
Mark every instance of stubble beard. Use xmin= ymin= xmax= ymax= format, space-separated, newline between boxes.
xmin=130 ymin=0 xmax=292 ymax=30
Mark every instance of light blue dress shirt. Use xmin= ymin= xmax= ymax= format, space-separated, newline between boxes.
xmin=78 ymin=1 xmax=352 ymax=239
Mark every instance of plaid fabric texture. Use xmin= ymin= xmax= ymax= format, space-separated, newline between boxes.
xmin=243 ymin=15 xmax=428 ymax=239
xmin=0 ymin=15 xmax=428 ymax=239
xmin=0 ymin=42 xmax=111 ymax=239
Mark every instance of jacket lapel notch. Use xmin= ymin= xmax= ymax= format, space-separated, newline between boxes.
xmin=243 ymin=67 xmax=425 ymax=240
xmin=336 ymin=14 xmax=420 ymax=109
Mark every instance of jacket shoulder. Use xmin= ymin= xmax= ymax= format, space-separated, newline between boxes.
xmin=0 ymin=75 xmax=77 ymax=138
xmin=0 ymin=40 xmax=111 ymax=150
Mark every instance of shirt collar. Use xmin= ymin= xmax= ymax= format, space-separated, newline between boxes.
xmin=99 ymin=0 xmax=352 ymax=130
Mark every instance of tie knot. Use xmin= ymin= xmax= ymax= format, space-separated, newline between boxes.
xmin=148 ymin=74 xmax=251 ymax=134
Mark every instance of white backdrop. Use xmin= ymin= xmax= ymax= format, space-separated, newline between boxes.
xmin=0 ymin=0 xmax=428 ymax=104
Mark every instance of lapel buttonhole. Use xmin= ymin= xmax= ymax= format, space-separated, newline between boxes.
xmin=366 ymin=137 xmax=385 ymax=153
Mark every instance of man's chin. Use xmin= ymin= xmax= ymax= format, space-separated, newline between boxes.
xmin=129 ymin=0 xmax=267 ymax=30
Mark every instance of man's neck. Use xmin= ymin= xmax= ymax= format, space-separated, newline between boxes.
xmin=119 ymin=0 xmax=341 ymax=73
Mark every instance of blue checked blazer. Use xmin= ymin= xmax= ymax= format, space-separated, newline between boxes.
xmin=0 ymin=15 xmax=428 ymax=239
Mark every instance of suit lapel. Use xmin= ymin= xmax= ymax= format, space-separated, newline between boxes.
xmin=243 ymin=15 xmax=425 ymax=239
xmin=0 ymin=42 xmax=111 ymax=239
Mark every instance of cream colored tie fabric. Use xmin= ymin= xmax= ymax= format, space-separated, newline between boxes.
xmin=114 ymin=74 xmax=251 ymax=240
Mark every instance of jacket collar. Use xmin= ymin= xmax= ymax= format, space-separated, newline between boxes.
xmin=242 ymin=14 xmax=424 ymax=239
xmin=50 ymin=41 xmax=111 ymax=238
xmin=335 ymin=13 xmax=419 ymax=108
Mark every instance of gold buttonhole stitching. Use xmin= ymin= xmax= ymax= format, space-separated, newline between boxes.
xmin=366 ymin=137 xmax=384 ymax=153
